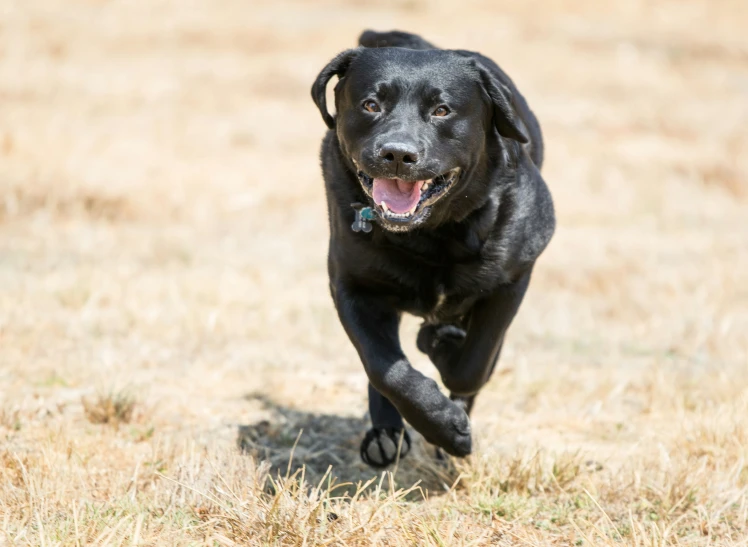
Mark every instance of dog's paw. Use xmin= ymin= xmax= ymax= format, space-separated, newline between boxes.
xmin=423 ymin=402 xmax=472 ymax=458
xmin=417 ymin=324 xmax=466 ymax=356
xmin=443 ymin=405 xmax=472 ymax=457
xmin=360 ymin=427 xmax=411 ymax=468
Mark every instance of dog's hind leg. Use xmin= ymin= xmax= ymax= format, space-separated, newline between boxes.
xmin=417 ymin=323 xmax=476 ymax=412
xmin=418 ymin=323 xmax=483 ymax=426
xmin=424 ymin=271 xmax=532 ymax=408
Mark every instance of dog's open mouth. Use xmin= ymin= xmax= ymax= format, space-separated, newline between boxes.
xmin=354 ymin=167 xmax=461 ymax=223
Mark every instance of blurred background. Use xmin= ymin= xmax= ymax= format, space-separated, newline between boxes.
xmin=1 ymin=0 xmax=747 ymax=485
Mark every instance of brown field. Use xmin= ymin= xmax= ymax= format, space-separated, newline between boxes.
xmin=2 ymin=0 xmax=748 ymax=545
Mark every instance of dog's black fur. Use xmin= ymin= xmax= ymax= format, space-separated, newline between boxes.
xmin=311 ymin=30 xmax=555 ymax=467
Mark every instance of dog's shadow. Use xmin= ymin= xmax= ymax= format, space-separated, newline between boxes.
xmin=237 ymin=393 xmax=461 ymax=499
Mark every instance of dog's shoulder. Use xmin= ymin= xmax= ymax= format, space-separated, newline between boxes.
xmin=489 ymin=155 xmax=555 ymax=274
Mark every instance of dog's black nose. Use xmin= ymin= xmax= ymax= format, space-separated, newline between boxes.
xmin=379 ymin=143 xmax=419 ymax=165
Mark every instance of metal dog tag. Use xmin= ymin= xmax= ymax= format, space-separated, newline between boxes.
xmin=351 ymin=202 xmax=376 ymax=233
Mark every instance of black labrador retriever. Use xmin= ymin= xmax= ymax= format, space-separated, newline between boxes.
xmin=311 ymin=30 xmax=555 ymax=467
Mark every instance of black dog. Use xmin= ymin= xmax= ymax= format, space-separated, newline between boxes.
xmin=311 ymin=30 xmax=554 ymax=467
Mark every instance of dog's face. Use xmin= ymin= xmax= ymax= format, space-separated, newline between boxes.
xmin=313 ymin=48 xmax=528 ymax=232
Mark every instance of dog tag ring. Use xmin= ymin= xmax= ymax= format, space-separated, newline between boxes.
xmin=351 ymin=202 xmax=376 ymax=233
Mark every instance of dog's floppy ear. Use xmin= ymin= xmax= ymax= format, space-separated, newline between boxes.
xmin=474 ymin=62 xmax=529 ymax=144
xmin=311 ymin=48 xmax=361 ymax=129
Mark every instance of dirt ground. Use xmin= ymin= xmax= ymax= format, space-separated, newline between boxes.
xmin=2 ymin=0 xmax=748 ymax=545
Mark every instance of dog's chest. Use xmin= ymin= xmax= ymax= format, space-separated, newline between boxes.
xmin=412 ymin=262 xmax=490 ymax=322
xmin=424 ymin=283 xmax=455 ymax=322
xmin=382 ymin=234 xmax=500 ymax=322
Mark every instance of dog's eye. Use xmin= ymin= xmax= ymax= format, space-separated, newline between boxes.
xmin=363 ymin=100 xmax=381 ymax=113
xmin=432 ymin=105 xmax=450 ymax=117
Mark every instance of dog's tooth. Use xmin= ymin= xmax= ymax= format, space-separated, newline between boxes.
xmin=381 ymin=201 xmax=389 ymax=212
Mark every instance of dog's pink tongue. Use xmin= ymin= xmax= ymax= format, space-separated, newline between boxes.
xmin=372 ymin=178 xmax=422 ymax=213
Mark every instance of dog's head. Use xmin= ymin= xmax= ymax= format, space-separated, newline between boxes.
xmin=312 ymin=47 xmax=528 ymax=232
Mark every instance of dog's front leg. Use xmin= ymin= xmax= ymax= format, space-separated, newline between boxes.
xmin=332 ymin=282 xmax=472 ymax=461
xmin=360 ymin=383 xmax=411 ymax=468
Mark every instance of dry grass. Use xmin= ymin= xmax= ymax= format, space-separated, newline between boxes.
xmin=1 ymin=0 xmax=748 ymax=545
xmin=2 ymin=410 xmax=748 ymax=545
xmin=81 ymin=390 xmax=137 ymax=427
